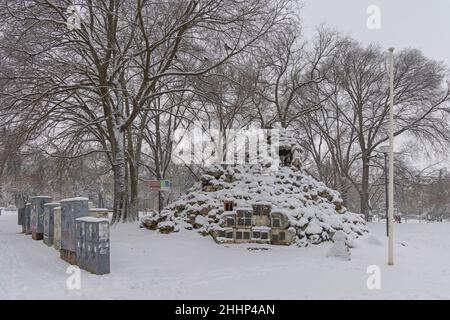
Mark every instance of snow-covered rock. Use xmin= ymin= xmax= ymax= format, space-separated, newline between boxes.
xmin=140 ymin=211 xmax=160 ymax=230
xmin=160 ymin=162 xmax=368 ymax=246
xmin=146 ymin=130 xmax=368 ymax=246
xmin=326 ymin=231 xmax=351 ymax=261
xmin=157 ymin=221 xmax=178 ymax=234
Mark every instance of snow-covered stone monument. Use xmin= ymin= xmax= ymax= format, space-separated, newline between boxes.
xmin=141 ymin=129 xmax=367 ymax=246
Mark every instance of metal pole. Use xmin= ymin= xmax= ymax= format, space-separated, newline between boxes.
xmin=384 ymin=153 xmax=389 ymax=237
xmin=388 ymin=47 xmax=395 ymax=266
xmin=158 ymin=190 xmax=162 ymax=214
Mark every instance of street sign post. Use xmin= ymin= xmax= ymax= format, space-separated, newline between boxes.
xmin=150 ymin=180 xmax=171 ymax=191
xmin=149 ymin=180 xmax=172 ymax=213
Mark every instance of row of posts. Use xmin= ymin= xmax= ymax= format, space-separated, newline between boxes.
xmin=17 ymin=196 xmax=110 ymax=275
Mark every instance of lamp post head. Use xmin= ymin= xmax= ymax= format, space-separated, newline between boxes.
xmin=388 ymin=47 xmax=395 ymax=53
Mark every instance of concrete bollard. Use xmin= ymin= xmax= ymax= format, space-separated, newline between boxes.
xmin=43 ymin=202 xmax=60 ymax=246
xmin=30 ymin=196 xmax=52 ymax=240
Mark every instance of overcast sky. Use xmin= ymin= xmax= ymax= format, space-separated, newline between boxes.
xmin=301 ymin=0 xmax=450 ymax=66
xmin=301 ymin=0 xmax=450 ymax=169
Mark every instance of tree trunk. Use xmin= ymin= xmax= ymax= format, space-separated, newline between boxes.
xmin=128 ymin=162 xmax=139 ymax=221
xmin=98 ymin=191 xmax=105 ymax=208
xmin=0 ymin=159 xmax=6 ymax=206
xmin=337 ymin=175 xmax=350 ymax=208
xmin=111 ymin=129 xmax=137 ymax=223
xmin=112 ymin=150 xmax=129 ymax=223
xmin=126 ymin=125 xmax=140 ymax=222
xmin=360 ymin=155 xmax=371 ymax=221
xmin=128 ymin=111 xmax=148 ymax=223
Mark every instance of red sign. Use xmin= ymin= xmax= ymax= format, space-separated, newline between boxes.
xmin=150 ymin=180 xmax=160 ymax=189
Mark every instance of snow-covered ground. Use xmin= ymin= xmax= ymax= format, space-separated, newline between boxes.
xmin=0 ymin=210 xmax=449 ymax=299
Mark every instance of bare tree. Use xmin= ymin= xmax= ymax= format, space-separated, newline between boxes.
xmin=252 ymin=25 xmax=342 ymax=128
xmin=302 ymin=41 xmax=450 ymax=219
xmin=0 ymin=0 xmax=292 ymax=221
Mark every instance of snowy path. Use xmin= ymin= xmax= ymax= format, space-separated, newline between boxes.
xmin=0 ymin=211 xmax=449 ymax=299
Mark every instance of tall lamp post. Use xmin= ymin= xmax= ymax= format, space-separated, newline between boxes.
xmin=388 ymin=47 xmax=395 ymax=266
xmin=379 ymin=146 xmax=390 ymax=237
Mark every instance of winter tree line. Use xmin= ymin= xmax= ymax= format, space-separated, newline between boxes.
xmin=0 ymin=0 xmax=449 ymax=222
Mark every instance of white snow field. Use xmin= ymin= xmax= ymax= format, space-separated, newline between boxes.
xmin=0 ymin=210 xmax=449 ymax=300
